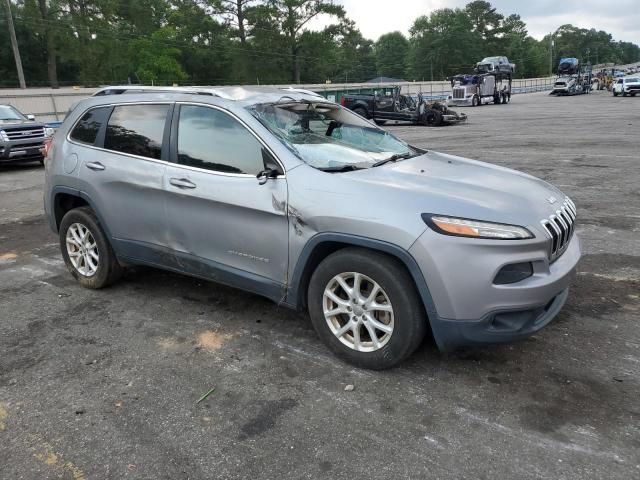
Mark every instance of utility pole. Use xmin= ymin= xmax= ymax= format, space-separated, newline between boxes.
xmin=4 ymin=0 xmax=26 ymax=89
xmin=549 ymin=36 xmax=554 ymax=77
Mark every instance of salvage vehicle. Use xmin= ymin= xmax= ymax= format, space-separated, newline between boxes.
xmin=475 ymin=56 xmax=515 ymax=74
xmin=550 ymin=58 xmax=592 ymax=95
xmin=341 ymin=86 xmax=467 ymax=126
xmin=612 ymin=77 xmax=640 ymax=96
xmin=44 ymin=86 xmax=580 ymax=369
xmin=448 ymin=71 xmax=512 ymax=106
xmin=0 ymin=105 xmax=53 ymax=165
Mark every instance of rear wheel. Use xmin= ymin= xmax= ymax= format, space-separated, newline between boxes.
xmin=59 ymin=207 xmax=122 ymax=289
xmin=308 ymin=248 xmax=427 ymax=370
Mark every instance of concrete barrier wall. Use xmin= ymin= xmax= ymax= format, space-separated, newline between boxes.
xmin=0 ymin=78 xmax=556 ymax=123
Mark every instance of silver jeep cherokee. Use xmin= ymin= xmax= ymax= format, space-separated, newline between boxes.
xmin=44 ymin=86 xmax=581 ymax=369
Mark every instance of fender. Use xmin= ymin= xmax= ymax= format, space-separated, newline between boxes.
xmin=286 ymin=232 xmax=440 ymax=324
xmin=49 ymin=186 xmax=115 ymax=241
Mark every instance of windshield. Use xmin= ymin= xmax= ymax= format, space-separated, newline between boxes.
xmin=249 ymin=101 xmax=419 ymax=171
xmin=0 ymin=105 xmax=26 ymax=121
xmin=481 ymin=57 xmax=500 ymax=63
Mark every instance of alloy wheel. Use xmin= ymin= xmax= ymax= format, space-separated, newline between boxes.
xmin=322 ymin=272 xmax=394 ymax=352
xmin=65 ymin=222 xmax=99 ymax=277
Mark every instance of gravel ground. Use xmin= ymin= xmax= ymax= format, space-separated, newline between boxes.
xmin=0 ymin=90 xmax=638 ymax=480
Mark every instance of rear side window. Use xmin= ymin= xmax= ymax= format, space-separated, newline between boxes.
xmin=70 ymin=107 xmax=111 ymax=145
xmin=176 ymin=105 xmax=266 ymax=175
xmin=104 ymin=104 xmax=169 ymax=160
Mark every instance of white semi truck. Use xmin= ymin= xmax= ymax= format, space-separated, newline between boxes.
xmin=448 ymin=71 xmax=512 ymax=107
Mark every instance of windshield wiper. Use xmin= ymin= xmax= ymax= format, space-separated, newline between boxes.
xmin=318 ymin=165 xmax=364 ymax=173
xmin=372 ymin=153 xmax=414 ymax=168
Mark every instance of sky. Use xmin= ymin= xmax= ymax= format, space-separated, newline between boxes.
xmin=324 ymin=0 xmax=640 ymax=44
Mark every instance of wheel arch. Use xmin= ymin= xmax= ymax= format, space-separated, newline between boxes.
xmin=50 ymin=187 xmax=113 ymax=240
xmin=287 ymin=233 xmax=440 ymax=324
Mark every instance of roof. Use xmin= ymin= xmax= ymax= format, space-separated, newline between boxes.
xmin=365 ymin=77 xmax=407 ymax=84
xmin=91 ymin=85 xmax=326 ymax=105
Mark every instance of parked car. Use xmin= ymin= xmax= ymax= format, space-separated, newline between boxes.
xmin=341 ymin=86 xmax=467 ymax=126
xmin=0 ymin=105 xmax=53 ymax=165
xmin=613 ymin=77 xmax=640 ymax=96
xmin=475 ymin=56 xmax=515 ymax=74
xmin=44 ymin=86 xmax=580 ymax=369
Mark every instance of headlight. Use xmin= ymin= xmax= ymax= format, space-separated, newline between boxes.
xmin=44 ymin=127 xmax=55 ymax=137
xmin=423 ymin=214 xmax=533 ymax=240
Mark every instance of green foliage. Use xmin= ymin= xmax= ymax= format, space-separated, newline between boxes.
xmin=0 ymin=0 xmax=638 ymax=88
xmin=375 ymin=32 xmax=409 ymax=80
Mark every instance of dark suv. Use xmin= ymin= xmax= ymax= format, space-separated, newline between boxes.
xmin=0 ymin=105 xmax=52 ymax=165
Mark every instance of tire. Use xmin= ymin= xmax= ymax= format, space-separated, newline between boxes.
xmin=59 ymin=207 xmax=123 ymax=289
xmin=353 ymin=107 xmax=368 ymax=119
xmin=613 ymin=91 xmax=618 ymax=97
xmin=307 ymin=248 xmax=427 ymax=370
xmin=471 ymin=95 xmax=479 ymax=107
xmin=493 ymin=95 xmax=500 ymax=104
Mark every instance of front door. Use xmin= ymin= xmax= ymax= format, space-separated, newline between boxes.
xmin=163 ymin=103 xmax=289 ymax=299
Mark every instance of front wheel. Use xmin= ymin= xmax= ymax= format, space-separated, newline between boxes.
xmin=307 ymin=248 xmax=427 ymax=370
xmin=59 ymin=207 xmax=122 ymax=289
xmin=613 ymin=91 xmax=619 ymax=96
xmin=471 ymin=95 xmax=479 ymax=107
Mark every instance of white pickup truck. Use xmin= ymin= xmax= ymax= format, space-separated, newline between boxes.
xmin=613 ymin=77 xmax=640 ymax=97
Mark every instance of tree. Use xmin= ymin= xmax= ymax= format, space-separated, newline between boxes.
xmin=408 ymin=8 xmax=479 ymax=80
xmin=268 ymin=0 xmax=345 ymax=83
xmin=374 ymin=32 xmax=408 ymax=80
xmin=465 ymin=0 xmax=502 ymax=51
xmin=131 ymin=27 xmax=188 ymax=84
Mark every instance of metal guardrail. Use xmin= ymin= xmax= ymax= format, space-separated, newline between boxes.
xmin=0 ymin=77 xmax=556 ymax=122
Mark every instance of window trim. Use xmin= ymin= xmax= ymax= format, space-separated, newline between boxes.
xmin=67 ymin=101 xmax=174 ymax=166
xmin=169 ymin=102 xmax=286 ymax=179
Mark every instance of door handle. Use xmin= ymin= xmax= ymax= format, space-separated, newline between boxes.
xmin=86 ymin=161 xmax=105 ymax=171
xmin=169 ymin=177 xmax=196 ymax=189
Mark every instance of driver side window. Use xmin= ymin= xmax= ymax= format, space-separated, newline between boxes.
xmin=176 ymin=105 xmax=271 ymax=175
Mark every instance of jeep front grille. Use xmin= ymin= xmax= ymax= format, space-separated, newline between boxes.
xmin=2 ymin=127 xmax=45 ymax=140
xmin=540 ymin=197 xmax=576 ymax=261
xmin=453 ymin=88 xmax=465 ymax=99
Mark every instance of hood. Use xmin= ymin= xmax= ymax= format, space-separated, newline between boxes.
xmin=344 ymin=151 xmax=567 ymax=228
xmin=0 ymin=119 xmax=45 ymax=127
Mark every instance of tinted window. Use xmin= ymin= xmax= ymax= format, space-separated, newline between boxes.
xmin=70 ymin=107 xmax=111 ymax=145
xmin=177 ymin=105 xmax=266 ymax=175
xmin=104 ymin=104 xmax=168 ymax=159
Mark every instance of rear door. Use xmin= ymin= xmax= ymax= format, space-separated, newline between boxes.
xmin=74 ymin=103 xmax=172 ymax=261
xmin=163 ymin=103 xmax=289 ymax=296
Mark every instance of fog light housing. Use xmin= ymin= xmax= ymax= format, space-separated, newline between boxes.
xmin=494 ymin=262 xmax=533 ymax=285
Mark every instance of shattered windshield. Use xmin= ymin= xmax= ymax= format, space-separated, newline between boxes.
xmin=249 ymin=100 xmax=419 ymax=171
xmin=0 ymin=105 xmax=25 ymax=121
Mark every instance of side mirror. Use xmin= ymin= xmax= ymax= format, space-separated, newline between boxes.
xmin=26 ymin=114 xmax=36 ymax=121
xmin=257 ymin=168 xmax=279 ymax=185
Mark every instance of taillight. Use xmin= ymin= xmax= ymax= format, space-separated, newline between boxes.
xmin=42 ymin=138 xmax=52 ymax=159
xmin=340 ymin=96 xmax=346 ymax=106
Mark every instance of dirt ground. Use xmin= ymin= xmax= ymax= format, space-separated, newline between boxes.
xmin=0 ymin=90 xmax=638 ymax=479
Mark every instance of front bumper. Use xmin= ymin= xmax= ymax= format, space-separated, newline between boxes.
xmin=0 ymin=140 xmax=45 ymax=163
xmin=409 ymin=230 xmax=581 ymax=350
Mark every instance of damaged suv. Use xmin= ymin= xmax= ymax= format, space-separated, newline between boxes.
xmin=44 ymin=86 xmax=580 ymax=369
